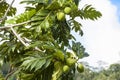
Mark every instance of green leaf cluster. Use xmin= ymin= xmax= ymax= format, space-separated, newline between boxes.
xmin=80 ymin=5 xmax=102 ymax=20
xmin=69 ymin=4 xmax=102 ymax=20
xmin=21 ymin=55 xmax=52 ymax=71
xmin=70 ymin=41 xmax=89 ymax=58
xmin=31 ymin=9 xmax=55 ymax=32
xmin=0 ymin=2 xmax=16 ymax=18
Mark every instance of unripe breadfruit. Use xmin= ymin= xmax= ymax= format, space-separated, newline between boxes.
xmin=63 ymin=65 xmax=70 ymax=73
xmin=77 ymin=63 xmax=84 ymax=73
xmin=66 ymin=58 xmax=77 ymax=66
xmin=57 ymin=12 xmax=65 ymax=21
xmin=53 ymin=50 xmax=64 ymax=61
xmin=64 ymin=7 xmax=72 ymax=14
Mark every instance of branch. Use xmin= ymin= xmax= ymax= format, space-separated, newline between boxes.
xmin=5 ymin=68 xmax=17 ymax=80
xmin=0 ymin=0 xmax=15 ymax=23
xmin=10 ymin=27 xmax=28 ymax=47
xmin=0 ymin=20 xmax=31 ymax=30
xmin=35 ymin=47 xmax=44 ymax=52
xmin=0 ymin=20 xmax=43 ymax=52
xmin=10 ymin=25 xmax=43 ymax=52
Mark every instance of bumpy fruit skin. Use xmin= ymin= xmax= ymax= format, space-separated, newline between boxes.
xmin=53 ymin=50 xmax=64 ymax=61
xmin=66 ymin=58 xmax=77 ymax=66
xmin=57 ymin=12 xmax=65 ymax=21
xmin=77 ymin=63 xmax=84 ymax=73
xmin=63 ymin=65 xmax=70 ymax=73
xmin=64 ymin=7 xmax=72 ymax=14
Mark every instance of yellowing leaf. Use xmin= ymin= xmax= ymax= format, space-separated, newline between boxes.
xmin=52 ymin=61 xmax=63 ymax=80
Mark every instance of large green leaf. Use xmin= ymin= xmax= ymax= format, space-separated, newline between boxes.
xmin=21 ymin=56 xmax=48 ymax=71
xmin=7 ymin=9 xmax=36 ymax=24
xmin=68 ymin=19 xmax=83 ymax=36
xmin=31 ymin=8 xmax=55 ymax=31
xmin=70 ymin=4 xmax=102 ymax=20
xmin=70 ymin=41 xmax=89 ymax=58
xmin=79 ymin=5 xmax=102 ymax=20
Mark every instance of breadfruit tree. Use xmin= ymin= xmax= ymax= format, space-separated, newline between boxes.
xmin=0 ymin=0 xmax=102 ymax=80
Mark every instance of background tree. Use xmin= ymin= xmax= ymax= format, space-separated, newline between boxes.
xmin=0 ymin=0 xmax=102 ymax=80
xmin=75 ymin=63 xmax=120 ymax=80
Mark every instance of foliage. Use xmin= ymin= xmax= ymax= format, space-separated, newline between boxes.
xmin=0 ymin=0 xmax=102 ymax=80
xmin=0 ymin=1 xmax=16 ymax=18
xmin=75 ymin=63 xmax=120 ymax=80
xmin=0 ymin=1 xmax=16 ymax=25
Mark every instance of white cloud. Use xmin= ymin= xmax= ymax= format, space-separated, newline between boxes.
xmin=76 ymin=0 xmax=120 ymax=67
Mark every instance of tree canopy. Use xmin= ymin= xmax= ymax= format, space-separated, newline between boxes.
xmin=75 ymin=63 xmax=120 ymax=80
xmin=0 ymin=0 xmax=102 ymax=80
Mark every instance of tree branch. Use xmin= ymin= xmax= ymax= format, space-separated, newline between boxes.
xmin=0 ymin=20 xmax=43 ymax=52
xmin=0 ymin=0 xmax=15 ymax=23
xmin=5 ymin=68 xmax=17 ymax=80
xmin=10 ymin=27 xmax=28 ymax=47
xmin=10 ymin=24 xmax=43 ymax=52
xmin=0 ymin=20 xmax=31 ymax=30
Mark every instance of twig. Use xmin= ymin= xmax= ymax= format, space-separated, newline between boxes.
xmin=0 ymin=0 xmax=15 ymax=22
xmin=5 ymin=68 xmax=17 ymax=80
xmin=0 ymin=20 xmax=31 ymax=30
xmin=0 ymin=20 xmax=43 ymax=52
xmin=11 ymin=27 xmax=28 ymax=47
xmin=35 ymin=47 xmax=44 ymax=52
xmin=10 ymin=24 xmax=43 ymax=52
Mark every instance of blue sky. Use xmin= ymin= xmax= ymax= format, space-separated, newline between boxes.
xmin=111 ymin=0 xmax=120 ymax=21
xmin=111 ymin=0 xmax=120 ymax=6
